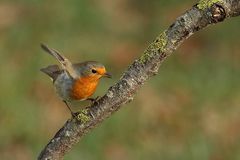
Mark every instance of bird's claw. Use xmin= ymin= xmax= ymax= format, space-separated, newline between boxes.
xmin=71 ymin=112 xmax=77 ymax=118
xmin=87 ymin=96 xmax=100 ymax=105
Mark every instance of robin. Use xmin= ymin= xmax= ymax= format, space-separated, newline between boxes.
xmin=40 ymin=43 xmax=111 ymax=117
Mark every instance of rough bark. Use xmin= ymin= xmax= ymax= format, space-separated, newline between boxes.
xmin=38 ymin=0 xmax=240 ymax=159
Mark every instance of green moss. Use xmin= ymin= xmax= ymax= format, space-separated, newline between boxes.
xmin=197 ymin=0 xmax=223 ymax=10
xmin=139 ymin=31 xmax=167 ymax=64
xmin=76 ymin=109 xmax=91 ymax=123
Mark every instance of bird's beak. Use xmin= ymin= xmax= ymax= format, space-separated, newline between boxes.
xmin=104 ymin=72 xmax=112 ymax=78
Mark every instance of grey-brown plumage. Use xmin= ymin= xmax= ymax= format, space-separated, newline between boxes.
xmin=40 ymin=43 xmax=78 ymax=79
xmin=40 ymin=65 xmax=62 ymax=82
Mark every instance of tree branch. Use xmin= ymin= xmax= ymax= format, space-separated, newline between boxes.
xmin=38 ymin=0 xmax=240 ymax=159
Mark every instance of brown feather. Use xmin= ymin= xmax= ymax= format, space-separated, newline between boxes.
xmin=40 ymin=65 xmax=62 ymax=82
xmin=41 ymin=43 xmax=78 ymax=79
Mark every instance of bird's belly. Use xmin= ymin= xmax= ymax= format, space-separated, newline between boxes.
xmin=54 ymin=73 xmax=73 ymax=101
xmin=71 ymin=78 xmax=98 ymax=100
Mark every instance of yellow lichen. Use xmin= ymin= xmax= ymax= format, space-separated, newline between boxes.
xmin=197 ymin=0 xmax=223 ymax=10
xmin=76 ymin=109 xmax=90 ymax=123
xmin=139 ymin=31 xmax=167 ymax=64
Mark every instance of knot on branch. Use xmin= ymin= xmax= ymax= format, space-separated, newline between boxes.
xmin=197 ymin=0 xmax=226 ymax=23
xmin=210 ymin=4 xmax=226 ymax=22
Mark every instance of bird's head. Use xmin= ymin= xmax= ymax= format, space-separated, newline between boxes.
xmin=75 ymin=61 xmax=111 ymax=80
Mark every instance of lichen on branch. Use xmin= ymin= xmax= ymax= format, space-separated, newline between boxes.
xmin=197 ymin=0 xmax=223 ymax=10
xmin=139 ymin=31 xmax=167 ymax=64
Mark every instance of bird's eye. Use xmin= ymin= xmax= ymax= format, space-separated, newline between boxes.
xmin=92 ymin=69 xmax=97 ymax=73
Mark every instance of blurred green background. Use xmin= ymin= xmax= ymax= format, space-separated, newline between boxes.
xmin=0 ymin=0 xmax=240 ymax=159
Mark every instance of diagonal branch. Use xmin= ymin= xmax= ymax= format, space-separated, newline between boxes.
xmin=38 ymin=0 xmax=240 ymax=159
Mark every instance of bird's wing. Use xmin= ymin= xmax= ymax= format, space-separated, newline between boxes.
xmin=40 ymin=65 xmax=63 ymax=82
xmin=40 ymin=43 xmax=78 ymax=79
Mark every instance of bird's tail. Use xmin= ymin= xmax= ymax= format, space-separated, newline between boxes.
xmin=40 ymin=43 xmax=68 ymax=65
xmin=41 ymin=43 xmax=78 ymax=79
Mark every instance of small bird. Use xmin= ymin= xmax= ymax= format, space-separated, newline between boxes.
xmin=40 ymin=43 xmax=111 ymax=117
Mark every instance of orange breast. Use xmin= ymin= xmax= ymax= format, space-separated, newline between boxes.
xmin=71 ymin=76 xmax=99 ymax=100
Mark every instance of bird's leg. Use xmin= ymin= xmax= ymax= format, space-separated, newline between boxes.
xmin=63 ymin=100 xmax=77 ymax=118
xmin=85 ymin=97 xmax=100 ymax=119
xmin=86 ymin=96 xmax=100 ymax=105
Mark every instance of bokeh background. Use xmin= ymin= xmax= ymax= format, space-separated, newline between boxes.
xmin=0 ymin=0 xmax=240 ymax=159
